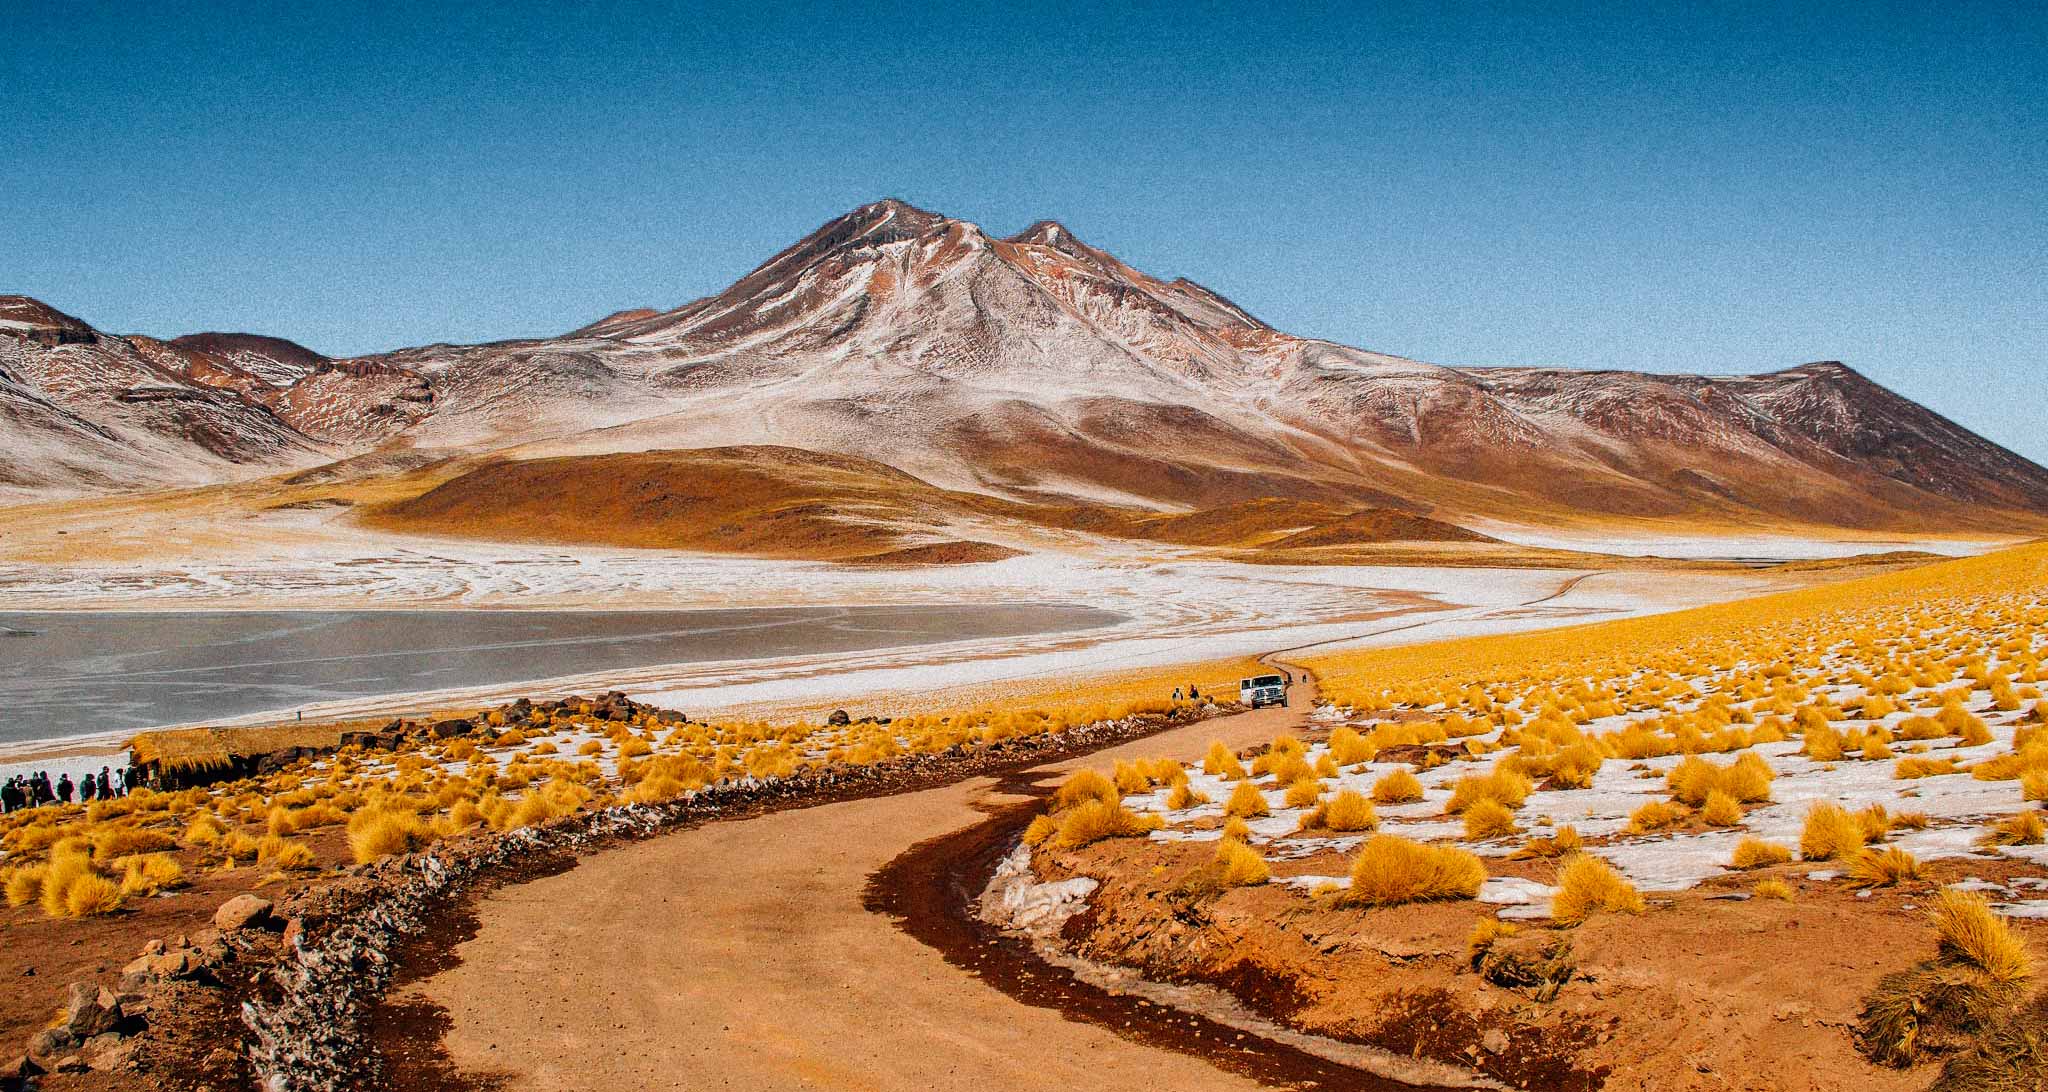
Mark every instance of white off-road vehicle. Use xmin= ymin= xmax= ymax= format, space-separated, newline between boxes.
xmin=1239 ymin=673 xmax=1288 ymax=709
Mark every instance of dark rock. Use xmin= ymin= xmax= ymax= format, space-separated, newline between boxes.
xmin=28 ymin=1027 xmax=74 ymax=1059
xmin=430 ymin=719 xmax=475 ymax=739
xmin=827 ymin=709 xmax=851 ymax=727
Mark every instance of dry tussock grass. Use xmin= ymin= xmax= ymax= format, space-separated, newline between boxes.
xmin=1340 ymin=835 xmax=1486 ymax=907
xmin=1551 ymin=853 xmax=1644 ymax=924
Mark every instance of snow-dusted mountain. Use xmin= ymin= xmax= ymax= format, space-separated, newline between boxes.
xmin=5 ymin=199 xmax=2046 ymax=532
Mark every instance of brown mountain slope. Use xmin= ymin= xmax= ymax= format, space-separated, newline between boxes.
xmin=7 ymin=198 xmax=2048 ymax=537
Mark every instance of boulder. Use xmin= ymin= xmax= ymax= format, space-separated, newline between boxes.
xmin=827 ymin=709 xmax=852 ymax=727
xmin=430 ymin=718 xmax=475 ymax=739
xmin=212 ymin=894 xmax=275 ymax=931
xmin=56 ymin=982 xmax=121 ymax=1040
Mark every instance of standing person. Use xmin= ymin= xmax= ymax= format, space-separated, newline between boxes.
xmin=79 ymin=772 xmax=97 ymax=803
xmin=98 ymin=767 xmax=114 ymax=800
xmin=56 ymin=774 xmax=74 ymax=804
xmin=35 ymin=772 xmax=53 ymax=805
xmin=1 ymin=778 xmax=20 ymax=814
xmin=1189 ymin=684 xmax=1200 ymax=701
xmin=1173 ymin=687 xmax=1183 ymax=701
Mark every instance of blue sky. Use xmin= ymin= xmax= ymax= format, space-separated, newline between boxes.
xmin=5 ymin=1 xmax=2044 ymax=461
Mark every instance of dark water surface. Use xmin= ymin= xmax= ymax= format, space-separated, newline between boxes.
xmin=0 ymin=605 xmax=1123 ymax=743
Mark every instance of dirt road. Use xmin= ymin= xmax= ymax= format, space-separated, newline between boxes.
xmin=402 ymin=660 xmax=1398 ymax=1091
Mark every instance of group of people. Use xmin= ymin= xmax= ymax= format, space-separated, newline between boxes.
xmin=1 ymin=765 xmax=136 ymax=814
xmin=1172 ymin=684 xmax=1203 ymax=701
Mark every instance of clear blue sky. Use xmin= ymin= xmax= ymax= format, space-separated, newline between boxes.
xmin=6 ymin=1 xmax=2044 ymax=461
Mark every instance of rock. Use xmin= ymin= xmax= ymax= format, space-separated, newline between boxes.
xmin=140 ymin=939 xmax=165 ymax=957
xmin=1481 ymin=1028 xmax=1510 ymax=1054
xmin=3 ymin=1055 xmax=44 ymax=1078
xmin=27 ymin=1027 xmax=74 ymax=1059
xmin=54 ymin=1054 xmax=86 ymax=1073
xmin=213 ymin=894 xmax=276 ymax=931
xmin=281 ymin=916 xmax=305 ymax=950
xmin=430 ymin=718 xmax=475 ymax=738
xmin=827 ymin=709 xmax=851 ymax=727
xmin=54 ymin=981 xmax=121 ymax=1040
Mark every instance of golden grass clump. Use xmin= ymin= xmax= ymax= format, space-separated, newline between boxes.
xmin=1444 ymin=767 xmax=1532 ymax=814
xmin=1054 ymin=798 xmax=1163 ymax=848
xmin=1215 ymin=839 xmax=1271 ymax=886
xmin=1283 ymin=778 xmax=1325 ymax=809
xmin=1730 ymin=837 xmax=1793 ymax=869
xmin=182 ymin=812 xmax=227 ymax=846
xmin=1981 ymin=811 xmax=2047 ymax=847
xmin=91 ymin=826 xmax=177 ymax=858
xmin=1847 ymin=846 xmax=1922 ymax=887
xmin=1462 ymin=799 xmax=1518 ymax=840
xmin=1511 ymin=825 xmax=1583 ymax=859
xmin=1299 ymin=790 xmax=1377 ymax=833
xmin=1371 ymin=769 xmax=1424 ymax=804
xmin=346 ymin=807 xmax=435 ymax=864
xmin=1551 ymin=853 xmax=1644 ymax=924
xmin=1328 ymin=726 xmax=1375 ymax=765
xmin=1801 ymin=802 xmax=1865 ymax=861
xmin=1930 ymin=887 xmax=2033 ymax=984
xmin=1341 ymin=835 xmax=1486 ymax=906
xmin=1164 ymin=782 xmax=1210 ymax=810
xmin=1700 ymin=790 xmax=1744 ymax=827
xmin=1052 ymin=769 xmax=1120 ymax=811
xmin=5 ymin=865 xmax=46 ymax=908
xmin=1022 ymin=814 xmax=1058 ymax=847
xmin=1626 ymin=799 xmax=1688 ymax=834
xmin=63 ymin=872 xmax=124 ymax=917
xmin=1223 ymin=779 xmax=1271 ymax=818
xmin=1203 ymin=740 xmax=1247 ymax=780
xmin=258 ymin=836 xmax=318 ymax=871
xmin=1893 ymin=756 xmax=1958 ymax=779
xmin=118 ymin=852 xmax=184 ymax=897
xmin=1754 ymin=878 xmax=1794 ymax=900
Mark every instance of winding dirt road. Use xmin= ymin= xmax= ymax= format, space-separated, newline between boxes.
xmin=399 ymin=660 xmax=1370 ymax=1091
xmin=397 ymin=572 xmax=1622 ymax=1090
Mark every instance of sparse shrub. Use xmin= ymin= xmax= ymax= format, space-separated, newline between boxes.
xmin=1215 ymin=839 xmax=1270 ymax=886
xmin=1053 ymin=769 xmax=1119 ymax=811
xmin=1895 ymin=756 xmax=1959 ymax=779
xmin=1982 ymin=811 xmax=2047 ymax=846
xmin=5 ymin=865 xmax=45 ymax=908
xmin=1731 ymin=837 xmax=1792 ymax=869
xmin=1223 ymin=779 xmax=1270 ymax=819
xmin=1283 ymin=778 xmax=1325 ymax=809
xmin=1341 ymin=835 xmax=1486 ymax=906
xmin=1463 ymin=799 xmax=1518 ymax=840
xmin=64 ymin=873 xmax=124 ymax=917
xmin=1551 ymin=853 xmax=1644 ymax=924
xmin=1847 ymin=846 xmax=1923 ymax=887
xmin=1626 ymin=799 xmax=1688 ymax=834
xmin=1371 ymin=769 xmax=1424 ymax=804
xmin=91 ymin=826 xmax=177 ymax=858
xmin=1700 ymin=790 xmax=1743 ymax=827
xmin=1165 ymin=782 xmax=1210 ymax=810
xmin=1022 ymin=814 xmax=1058 ymax=847
xmin=1801 ymin=802 xmax=1865 ymax=861
xmin=1444 ymin=768 xmax=1532 ymax=814
xmin=346 ymin=808 xmax=434 ymax=864
xmin=182 ymin=812 xmax=227 ymax=846
xmin=1511 ymin=825 xmax=1582 ymax=859
xmin=1203 ymin=741 xmax=1247 ymax=780
xmin=1930 ymin=887 xmax=2033 ymax=984
xmin=1054 ymin=799 xmax=1162 ymax=848
xmin=1754 ymin=879 xmax=1794 ymax=900
xmin=1298 ymin=790 xmax=1376 ymax=833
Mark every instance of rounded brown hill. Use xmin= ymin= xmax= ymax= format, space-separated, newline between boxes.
xmin=366 ymin=445 xmax=1504 ymax=561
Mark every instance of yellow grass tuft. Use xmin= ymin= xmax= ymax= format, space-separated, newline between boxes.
xmin=1699 ymin=790 xmax=1743 ymax=827
xmin=1462 ymin=799 xmax=1518 ymax=840
xmin=1981 ymin=811 xmax=2047 ymax=847
xmin=1054 ymin=799 xmax=1163 ymax=848
xmin=1164 ymin=782 xmax=1210 ymax=810
xmin=1022 ymin=814 xmax=1059 ymax=847
xmin=1371 ymin=769 xmax=1424 ymax=804
xmin=1283 ymin=778 xmax=1325 ymax=809
xmin=1223 ymin=779 xmax=1271 ymax=818
xmin=1341 ymin=835 xmax=1486 ymax=906
xmin=1846 ymin=846 xmax=1922 ymax=887
xmin=1444 ymin=768 xmax=1532 ymax=814
xmin=1215 ymin=839 xmax=1271 ymax=886
xmin=1754 ymin=879 xmax=1794 ymax=901
xmin=1053 ymin=769 xmax=1120 ymax=811
xmin=1893 ymin=756 xmax=1958 ymax=779
xmin=1511 ymin=825 xmax=1583 ymax=859
xmin=345 ymin=808 xmax=434 ymax=864
xmin=64 ymin=872 xmax=124 ymax=917
xmin=5 ymin=865 xmax=46 ymax=908
xmin=1298 ymin=790 xmax=1377 ymax=833
xmin=1626 ymin=799 xmax=1688 ymax=834
xmin=1730 ymin=837 xmax=1793 ymax=869
xmin=1930 ymin=887 xmax=2033 ymax=984
xmin=1801 ymin=802 xmax=1865 ymax=861
xmin=1551 ymin=852 xmax=1644 ymax=924
xmin=1202 ymin=740 xmax=1247 ymax=780
xmin=118 ymin=853 xmax=184 ymax=897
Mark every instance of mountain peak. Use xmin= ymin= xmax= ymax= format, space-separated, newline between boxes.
xmin=1008 ymin=220 xmax=1080 ymax=248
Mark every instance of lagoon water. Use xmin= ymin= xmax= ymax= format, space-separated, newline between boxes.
xmin=0 ymin=605 xmax=1122 ymax=744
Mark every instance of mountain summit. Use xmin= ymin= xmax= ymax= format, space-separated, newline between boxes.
xmin=3 ymin=202 xmax=2046 ymax=534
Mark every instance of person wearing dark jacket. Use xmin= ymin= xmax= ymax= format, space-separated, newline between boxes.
xmin=79 ymin=773 xmax=97 ymax=803
xmin=98 ymin=768 xmax=114 ymax=799
xmin=56 ymin=774 xmax=74 ymax=804
xmin=1 ymin=779 xmax=21 ymax=814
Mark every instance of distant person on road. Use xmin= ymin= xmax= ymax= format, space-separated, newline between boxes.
xmin=56 ymin=774 xmax=74 ymax=804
